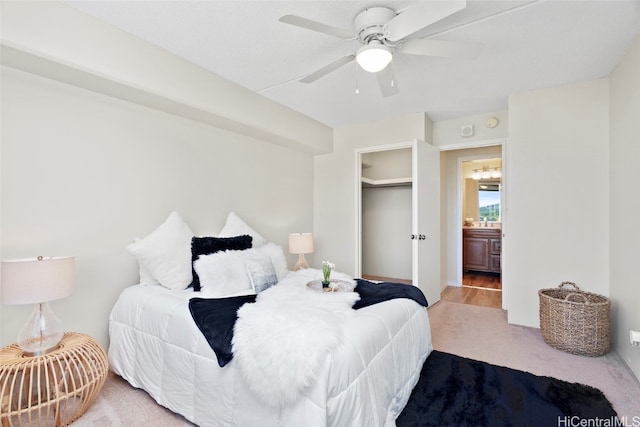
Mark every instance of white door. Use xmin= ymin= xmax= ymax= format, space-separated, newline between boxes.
xmin=413 ymin=139 xmax=441 ymax=306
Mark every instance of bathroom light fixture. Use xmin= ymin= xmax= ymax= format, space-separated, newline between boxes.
xmin=288 ymin=233 xmax=314 ymax=271
xmin=356 ymin=40 xmax=392 ymax=73
xmin=472 ymin=167 xmax=501 ymax=180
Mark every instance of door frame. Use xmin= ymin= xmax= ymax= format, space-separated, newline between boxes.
xmin=442 ymin=138 xmax=507 ymax=309
xmin=456 ymin=153 xmax=502 ymax=280
xmin=354 ymin=141 xmax=415 ymax=279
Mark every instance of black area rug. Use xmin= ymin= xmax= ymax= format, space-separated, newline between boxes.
xmin=397 ymin=350 xmax=617 ymax=427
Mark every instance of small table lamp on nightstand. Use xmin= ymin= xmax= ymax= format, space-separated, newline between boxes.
xmin=289 ymin=233 xmax=314 ymax=271
xmin=1 ymin=256 xmax=74 ymax=356
xmin=1 ymin=256 xmax=109 ymax=426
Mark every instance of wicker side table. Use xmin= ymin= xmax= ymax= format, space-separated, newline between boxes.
xmin=0 ymin=332 xmax=108 ymax=426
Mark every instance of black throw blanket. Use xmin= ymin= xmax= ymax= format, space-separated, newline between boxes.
xmin=353 ymin=279 xmax=428 ymax=309
xmin=188 ymin=294 xmax=256 ymax=367
xmin=189 ymin=280 xmax=428 ymax=367
xmin=397 ymin=351 xmax=617 ymax=427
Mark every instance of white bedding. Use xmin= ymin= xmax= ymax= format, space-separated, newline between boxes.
xmin=108 ymin=276 xmax=432 ymax=427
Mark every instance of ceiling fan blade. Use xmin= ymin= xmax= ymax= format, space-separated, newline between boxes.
xmin=300 ymin=55 xmax=355 ymax=83
xmin=279 ymin=14 xmax=356 ymax=40
xmin=384 ymin=0 xmax=467 ymax=42
xmin=376 ymin=65 xmax=399 ymax=98
xmin=400 ymin=39 xmax=482 ymax=59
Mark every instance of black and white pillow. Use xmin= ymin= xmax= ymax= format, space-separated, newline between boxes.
xmin=245 ymin=256 xmax=278 ymax=293
xmin=190 ymin=235 xmax=253 ymax=291
xmin=195 ymin=243 xmax=289 ymax=297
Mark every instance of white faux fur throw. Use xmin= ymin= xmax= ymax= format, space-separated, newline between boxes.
xmin=232 ymin=269 xmax=360 ymax=407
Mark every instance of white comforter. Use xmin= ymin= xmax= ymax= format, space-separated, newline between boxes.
xmin=108 ymin=272 xmax=432 ymax=427
xmin=232 ymin=272 xmax=361 ymax=408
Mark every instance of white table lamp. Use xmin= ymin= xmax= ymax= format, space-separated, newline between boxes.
xmin=288 ymin=233 xmax=314 ymax=271
xmin=1 ymin=256 xmax=74 ymax=355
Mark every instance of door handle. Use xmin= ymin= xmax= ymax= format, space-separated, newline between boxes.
xmin=411 ymin=234 xmax=416 ymax=240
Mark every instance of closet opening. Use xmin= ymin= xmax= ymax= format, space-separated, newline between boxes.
xmin=360 ymin=147 xmax=413 ymax=285
xmin=355 ymin=139 xmax=441 ymax=306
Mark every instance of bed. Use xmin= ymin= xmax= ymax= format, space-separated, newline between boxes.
xmin=108 ymin=212 xmax=432 ymax=427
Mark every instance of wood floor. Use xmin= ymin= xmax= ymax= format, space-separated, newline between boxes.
xmin=441 ymin=272 xmax=502 ymax=308
xmin=362 ymin=272 xmax=502 ymax=309
xmin=461 ymin=271 xmax=502 ymax=290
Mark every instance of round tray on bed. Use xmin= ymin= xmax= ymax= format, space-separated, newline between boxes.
xmin=306 ymin=279 xmax=355 ymax=293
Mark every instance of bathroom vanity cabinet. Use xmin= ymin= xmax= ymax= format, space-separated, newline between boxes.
xmin=463 ymin=228 xmax=501 ymax=274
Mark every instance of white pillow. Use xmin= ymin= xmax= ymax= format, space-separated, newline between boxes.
xmin=218 ymin=212 xmax=267 ymax=247
xmin=127 ymin=212 xmax=194 ymax=290
xmin=195 ymin=250 xmax=253 ymax=297
xmin=258 ymin=242 xmax=288 ymax=280
xmin=195 ymin=243 xmax=289 ymax=297
xmin=132 ymin=238 xmax=159 ymax=286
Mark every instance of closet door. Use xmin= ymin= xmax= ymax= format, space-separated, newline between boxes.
xmin=413 ymin=139 xmax=441 ymax=306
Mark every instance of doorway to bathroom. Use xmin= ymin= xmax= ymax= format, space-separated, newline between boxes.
xmin=441 ymin=144 xmax=505 ymax=309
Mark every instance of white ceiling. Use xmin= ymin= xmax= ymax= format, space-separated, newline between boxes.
xmin=64 ymin=0 xmax=640 ymax=128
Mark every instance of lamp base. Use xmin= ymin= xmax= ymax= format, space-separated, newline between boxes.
xmin=293 ymin=254 xmax=309 ymax=271
xmin=18 ymin=302 xmax=64 ymax=356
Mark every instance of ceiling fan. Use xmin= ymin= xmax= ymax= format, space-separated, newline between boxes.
xmin=279 ymin=0 xmax=481 ymax=97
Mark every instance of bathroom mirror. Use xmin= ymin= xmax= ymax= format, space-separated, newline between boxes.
xmin=477 ymin=179 xmax=501 ymax=221
xmin=462 ymin=158 xmax=502 ymax=224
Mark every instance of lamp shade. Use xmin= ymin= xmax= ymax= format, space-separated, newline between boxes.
xmin=288 ymin=233 xmax=314 ymax=254
xmin=1 ymin=256 xmax=74 ymax=305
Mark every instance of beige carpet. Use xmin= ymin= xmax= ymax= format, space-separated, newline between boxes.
xmin=74 ymin=301 xmax=640 ymax=425
xmin=428 ymin=301 xmax=640 ymax=420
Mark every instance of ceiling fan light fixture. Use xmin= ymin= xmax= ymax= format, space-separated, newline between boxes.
xmin=356 ymin=41 xmax=392 ymax=73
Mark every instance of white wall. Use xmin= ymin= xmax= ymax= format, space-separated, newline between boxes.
xmin=0 ymin=66 xmax=314 ymax=349
xmin=609 ymin=34 xmax=640 ymax=381
xmin=505 ymin=79 xmax=610 ymax=328
xmin=314 ymin=114 xmax=430 ymax=275
xmin=433 ymin=110 xmax=508 ymax=148
xmin=362 ymin=185 xmax=412 ymax=280
xmin=1 ymin=1 xmax=332 ymax=155
xmin=361 ymin=149 xmax=412 ymax=180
